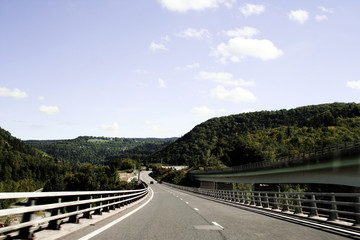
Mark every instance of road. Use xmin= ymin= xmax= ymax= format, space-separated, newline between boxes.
xmin=61 ymin=171 xmax=354 ymax=240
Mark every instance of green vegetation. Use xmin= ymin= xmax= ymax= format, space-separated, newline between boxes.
xmin=26 ymin=136 xmax=176 ymax=165
xmin=146 ymin=102 xmax=360 ymax=168
xmin=0 ymin=128 xmax=144 ymax=209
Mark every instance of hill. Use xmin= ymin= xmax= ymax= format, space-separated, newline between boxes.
xmin=146 ymin=102 xmax=360 ymax=168
xmin=26 ymin=136 xmax=177 ymax=165
xmin=0 ymin=127 xmax=60 ymax=194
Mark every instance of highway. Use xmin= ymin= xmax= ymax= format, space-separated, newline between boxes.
xmin=61 ymin=171 xmax=354 ymax=240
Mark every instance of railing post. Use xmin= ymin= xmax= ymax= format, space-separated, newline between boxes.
xmin=282 ymin=194 xmax=290 ymax=212
xmin=256 ymin=192 xmax=262 ymax=207
xmin=250 ymin=191 xmax=256 ymax=206
xmin=309 ymin=194 xmax=318 ymax=217
xmin=18 ymin=198 xmax=36 ymax=239
xmin=355 ymin=196 xmax=360 ymax=226
xmin=264 ymin=193 xmax=270 ymax=209
xmin=94 ymin=195 xmax=103 ymax=215
xmin=328 ymin=193 xmax=339 ymax=221
xmin=272 ymin=193 xmax=280 ymax=211
xmin=48 ymin=197 xmax=62 ymax=230
xmin=83 ymin=195 xmax=93 ymax=219
xmin=294 ymin=194 xmax=303 ymax=215
xmin=69 ymin=196 xmax=80 ymax=223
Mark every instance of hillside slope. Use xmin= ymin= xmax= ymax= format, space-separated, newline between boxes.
xmin=146 ymin=102 xmax=360 ymax=167
xmin=27 ymin=136 xmax=177 ymax=165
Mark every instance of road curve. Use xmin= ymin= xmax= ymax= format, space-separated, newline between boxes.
xmin=61 ymin=171 xmax=352 ymax=240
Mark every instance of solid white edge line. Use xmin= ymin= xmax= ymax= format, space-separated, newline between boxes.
xmin=212 ymin=221 xmax=224 ymax=229
xmin=78 ymin=187 xmax=154 ymax=240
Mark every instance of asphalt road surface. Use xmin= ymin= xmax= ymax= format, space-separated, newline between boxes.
xmin=61 ymin=171 xmax=355 ymax=240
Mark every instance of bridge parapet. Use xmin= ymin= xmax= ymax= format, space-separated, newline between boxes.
xmin=191 ymin=140 xmax=360 ymax=175
xmin=0 ymin=183 xmax=148 ymax=239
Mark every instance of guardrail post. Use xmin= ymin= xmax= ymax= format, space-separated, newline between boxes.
xmin=256 ymin=192 xmax=262 ymax=207
xmin=282 ymin=194 xmax=290 ymax=212
xmin=295 ymin=194 xmax=303 ymax=215
xmin=264 ymin=193 xmax=270 ymax=209
xmin=18 ymin=198 xmax=36 ymax=239
xmin=48 ymin=197 xmax=62 ymax=230
xmin=328 ymin=193 xmax=339 ymax=221
xmin=309 ymin=194 xmax=318 ymax=217
xmin=69 ymin=196 xmax=80 ymax=223
xmin=94 ymin=195 xmax=103 ymax=215
xmin=250 ymin=191 xmax=256 ymax=206
xmin=83 ymin=195 xmax=93 ymax=219
xmin=355 ymin=196 xmax=360 ymax=226
xmin=272 ymin=193 xmax=279 ymax=211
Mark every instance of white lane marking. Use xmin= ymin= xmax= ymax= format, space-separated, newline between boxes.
xmin=78 ymin=187 xmax=154 ymax=240
xmin=180 ymin=198 xmax=183 ymax=200
xmin=212 ymin=221 xmax=224 ymax=229
xmin=185 ymin=202 xmax=189 ymax=204
xmin=194 ymin=208 xmax=199 ymax=211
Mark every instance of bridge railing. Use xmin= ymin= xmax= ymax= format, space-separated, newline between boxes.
xmin=164 ymin=182 xmax=360 ymax=227
xmin=191 ymin=140 xmax=360 ymax=174
xmin=0 ymin=183 xmax=148 ymax=239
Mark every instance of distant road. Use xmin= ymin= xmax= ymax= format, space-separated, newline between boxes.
xmin=62 ymin=171 xmax=351 ymax=240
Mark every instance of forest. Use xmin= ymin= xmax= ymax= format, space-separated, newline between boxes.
xmin=146 ymin=102 xmax=360 ymax=168
xmin=26 ymin=136 xmax=176 ymax=165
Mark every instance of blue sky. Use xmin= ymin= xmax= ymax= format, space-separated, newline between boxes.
xmin=1 ymin=0 xmax=360 ymax=140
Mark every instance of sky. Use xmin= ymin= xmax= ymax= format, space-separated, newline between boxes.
xmin=1 ymin=0 xmax=360 ymax=140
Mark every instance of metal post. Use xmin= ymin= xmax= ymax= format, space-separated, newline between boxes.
xmin=309 ymin=194 xmax=318 ymax=217
xmin=328 ymin=193 xmax=338 ymax=221
xmin=295 ymin=194 xmax=303 ymax=215
xmin=48 ymin=197 xmax=62 ymax=230
xmin=18 ymin=198 xmax=36 ymax=239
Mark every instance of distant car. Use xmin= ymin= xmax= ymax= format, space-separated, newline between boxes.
xmin=150 ymin=181 xmax=154 ymax=184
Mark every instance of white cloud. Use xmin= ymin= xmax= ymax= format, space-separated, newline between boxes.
xmin=195 ymin=71 xmax=254 ymax=86
xmin=223 ymin=26 xmax=259 ymax=38
xmin=0 ymin=87 xmax=28 ymax=99
xmin=316 ymin=15 xmax=328 ymax=22
xmin=38 ymin=105 xmax=60 ymax=115
xmin=191 ymin=106 xmax=215 ymax=116
xmin=158 ymin=78 xmax=167 ymax=88
xmin=38 ymin=96 xmax=45 ymax=101
xmin=178 ymin=28 xmax=211 ymax=40
xmin=288 ymin=9 xmax=309 ymax=24
xmin=149 ymin=42 xmax=168 ymax=51
xmin=346 ymin=81 xmax=360 ymax=90
xmin=210 ymin=85 xmax=257 ymax=102
xmin=211 ymin=37 xmax=283 ymax=63
xmin=318 ymin=6 xmax=333 ymax=14
xmin=159 ymin=0 xmax=235 ymax=13
xmin=239 ymin=4 xmax=265 ymax=17
xmin=100 ymin=122 xmax=120 ymax=131
xmin=176 ymin=62 xmax=200 ymax=71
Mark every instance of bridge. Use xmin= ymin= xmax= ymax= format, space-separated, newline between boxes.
xmin=190 ymin=141 xmax=360 ymax=188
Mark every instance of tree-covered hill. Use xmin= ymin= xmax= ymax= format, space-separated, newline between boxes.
xmin=26 ymin=136 xmax=177 ymax=165
xmin=0 ymin=127 xmax=60 ymax=193
xmin=146 ymin=102 xmax=360 ymax=167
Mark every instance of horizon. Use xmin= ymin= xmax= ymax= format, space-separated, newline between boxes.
xmin=1 ymin=1 xmax=360 ymax=140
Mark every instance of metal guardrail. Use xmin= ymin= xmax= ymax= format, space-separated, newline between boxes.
xmin=0 ymin=183 xmax=149 ymax=239
xmin=191 ymin=140 xmax=360 ymax=175
xmin=164 ymin=182 xmax=360 ymax=227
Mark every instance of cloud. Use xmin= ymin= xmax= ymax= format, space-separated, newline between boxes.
xmin=145 ymin=120 xmax=166 ymax=132
xmin=195 ymin=71 xmax=255 ymax=86
xmin=149 ymin=42 xmax=168 ymax=51
xmin=158 ymin=0 xmax=234 ymax=13
xmin=316 ymin=15 xmax=328 ymax=22
xmin=38 ymin=96 xmax=45 ymax=101
xmin=0 ymin=87 xmax=28 ymax=99
xmin=178 ymin=28 xmax=211 ymax=40
xmin=210 ymin=85 xmax=257 ymax=102
xmin=211 ymin=37 xmax=283 ymax=63
xmin=38 ymin=105 xmax=60 ymax=115
xmin=346 ymin=81 xmax=360 ymax=90
xmin=288 ymin=9 xmax=309 ymax=24
xmin=223 ymin=26 xmax=259 ymax=38
xmin=239 ymin=4 xmax=265 ymax=17
xmin=100 ymin=122 xmax=120 ymax=131
xmin=158 ymin=78 xmax=167 ymax=88
xmin=176 ymin=62 xmax=200 ymax=71
xmin=318 ymin=6 xmax=333 ymax=14
xmin=191 ymin=106 xmax=215 ymax=116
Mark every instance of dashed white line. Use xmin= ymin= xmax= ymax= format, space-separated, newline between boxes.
xmin=194 ymin=208 xmax=199 ymax=211
xmin=212 ymin=221 xmax=224 ymax=229
xmin=185 ymin=202 xmax=189 ymax=204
